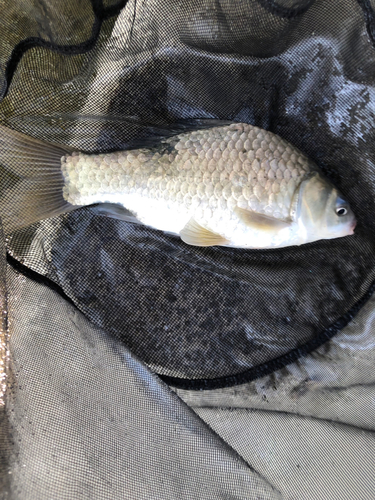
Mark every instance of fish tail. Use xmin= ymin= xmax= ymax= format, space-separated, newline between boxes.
xmin=0 ymin=124 xmax=77 ymax=234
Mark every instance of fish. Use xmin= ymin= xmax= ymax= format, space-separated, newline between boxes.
xmin=0 ymin=120 xmax=356 ymax=248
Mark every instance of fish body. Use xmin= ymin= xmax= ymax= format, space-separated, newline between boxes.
xmin=61 ymin=122 xmax=355 ymax=248
xmin=0 ymin=121 xmax=356 ymax=248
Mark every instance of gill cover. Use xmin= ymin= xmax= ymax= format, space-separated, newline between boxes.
xmin=295 ymin=171 xmax=332 ymax=224
xmin=293 ymin=172 xmax=334 ymax=243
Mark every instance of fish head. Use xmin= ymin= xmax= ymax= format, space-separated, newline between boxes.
xmin=293 ymin=172 xmax=356 ymax=244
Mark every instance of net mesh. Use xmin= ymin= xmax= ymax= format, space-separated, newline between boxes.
xmin=0 ymin=0 xmax=374 ymax=498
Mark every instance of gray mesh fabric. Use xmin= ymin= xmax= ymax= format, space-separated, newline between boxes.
xmin=5 ymin=263 xmax=281 ymax=500
xmin=0 ymin=0 xmax=375 ymax=498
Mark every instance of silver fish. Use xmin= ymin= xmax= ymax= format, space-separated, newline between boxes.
xmin=0 ymin=121 xmax=356 ymax=248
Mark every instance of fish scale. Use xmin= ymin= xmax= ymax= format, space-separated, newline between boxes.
xmin=61 ymin=123 xmax=311 ymax=231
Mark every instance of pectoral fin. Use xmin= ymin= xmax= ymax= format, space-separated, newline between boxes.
xmin=180 ymin=218 xmax=229 ymax=247
xmin=234 ymin=207 xmax=291 ymax=233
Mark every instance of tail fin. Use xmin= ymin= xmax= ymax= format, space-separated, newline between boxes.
xmin=0 ymin=124 xmax=78 ymax=234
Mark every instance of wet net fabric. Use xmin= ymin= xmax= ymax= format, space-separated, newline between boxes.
xmin=0 ymin=0 xmax=375 ymax=499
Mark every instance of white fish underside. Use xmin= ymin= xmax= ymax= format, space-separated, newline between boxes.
xmin=61 ymin=123 xmax=315 ymax=248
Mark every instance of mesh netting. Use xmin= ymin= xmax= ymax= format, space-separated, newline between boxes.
xmin=2 ymin=0 xmax=375 ymax=385
xmin=0 ymin=1 xmax=375 ymax=498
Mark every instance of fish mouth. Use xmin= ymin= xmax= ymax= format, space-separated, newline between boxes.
xmin=350 ymin=219 xmax=357 ymax=234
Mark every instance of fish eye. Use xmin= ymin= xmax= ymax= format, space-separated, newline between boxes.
xmin=336 ymin=207 xmax=347 ymax=216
